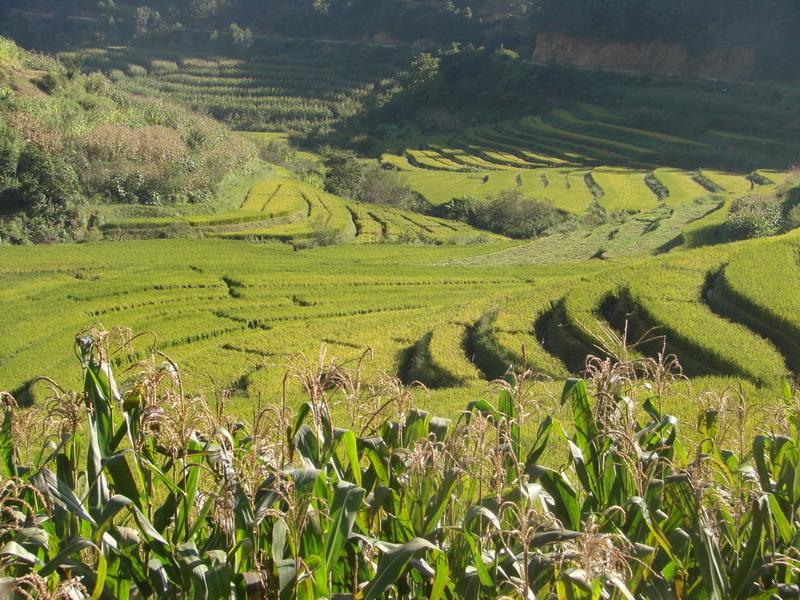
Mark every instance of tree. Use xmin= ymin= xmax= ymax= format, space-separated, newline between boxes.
xmin=1 ymin=146 xmax=83 ymax=243
xmin=322 ymin=149 xmax=364 ymax=198
xmin=191 ymin=0 xmax=226 ymax=18
xmin=310 ymin=216 xmax=342 ymax=246
xmin=229 ymin=23 xmax=254 ymax=49
xmin=408 ymin=53 xmax=441 ymax=91
xmin=312 ymin=0 xmax=331 ymax=14
xmin=15 ymin=146 xmax=81 ymax=210
xmin=134 ymin=6 xmax=161 ymax=36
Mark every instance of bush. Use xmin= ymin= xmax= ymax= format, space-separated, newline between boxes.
xmin=127 ymin=63 xmax=148 ymax=77
xmin=0 ymin=120 xmax=18 ymax=191
xmin=446 ymin=189 xmax=571 ymax=239
xmin=322 ymin=148 xmax=363 ymax=198
xmin=259 ymin=140 xmax=295 ymax=165
xmin=33 ymin=72 xmax=62 ymax=94
xmin=356 ymin=163 xmax=425 ymax=210
xmin=436 ymin=196 xmax=480 ymax=222
xmin=725 ymin=194 xmax=784 ymax=240
xmin=83 ymin=72 xmax=110 ymax=94
xmin=437 ymin=192 xmax=573 ymax=238
xmin=309 ymin=216 xmax=343 ymax=247
xmin=785 ymin=203 xmax=800 ymax=231
xmin=322 ymin=149 xmax=426 ymax=210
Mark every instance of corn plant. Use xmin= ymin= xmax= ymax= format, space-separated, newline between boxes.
xmin=1 ymin=330 xmax=799 ymax=598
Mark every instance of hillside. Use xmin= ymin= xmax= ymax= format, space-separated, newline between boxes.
xmin=4 ymin=0 xmax=800 ymax=79
xmin=334 ymin=48 xmax=800 ymax=174
xmin=50 ymin=39 xmax=800 ymax=173
xmin=4 ymin=5 xmax=800 ymax=597
xmin=69 ymin=41 xmax=411 ymax=133
xmin=0 ymin=36 xmax=258 ymax=243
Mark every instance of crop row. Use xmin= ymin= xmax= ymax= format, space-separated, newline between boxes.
xmin=124 ymin=77 xmax=351 ymax=101
xmin=76 ymin=44 xmax=401 ymax=131
xmin=80 ymin=46 xmax=389 ymax=86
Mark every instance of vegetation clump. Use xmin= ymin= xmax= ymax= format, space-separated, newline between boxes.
xmin=440 ymin=189 xmax=573 ymax=239
xmin=726 ymin=194 xmax=785 ymax=240
xmin=725 ymin=182 xmax=800 ymax=240
xmin=322 ymin=148 xmax=428 ymax=212
xmin=644 ymin=172 xmax=669 ymax=201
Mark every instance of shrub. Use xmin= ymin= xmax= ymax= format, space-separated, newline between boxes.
xmin=474 ymin=189 xmax=571 ymax=238
xmin=309 ymin=216 xmax=342 ymax=247
xmin=322 ymin=149 xmax=425 ymax=210
xmin=785 ymin=203 xmax=800 ymax=231
xmin=0 ymin=120 xmax=18 ymax=190
xmin=83 ymin=72 xmax=110 ymax=94
xmin=356 ymin=163 xmax=424 ymax=210
xmin=437 ymin=195 xmax=480 ymax=222
xmin=33 ymin=72 xmax=61 ymax=94
xmin=437 ymin=192 xmax=572 ymax=238
xmin=725 ymin=194 xmax=783 ymax=240
xmin=127 ymin=63 xmax=148 ymax=78
xmin=322 ymin=148 xmax=364 ymax=198
xmin=259 ymin=140 xmax=295 ymax=165
xmin=229 ymin=23 xmax=254 ymax=49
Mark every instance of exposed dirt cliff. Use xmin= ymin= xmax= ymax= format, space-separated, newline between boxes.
xmin=532 ymin=32 xmax=756 ymax=81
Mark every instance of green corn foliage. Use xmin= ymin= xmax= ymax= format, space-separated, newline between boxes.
xmin=1 ymin=331 xmax=800 ymax=598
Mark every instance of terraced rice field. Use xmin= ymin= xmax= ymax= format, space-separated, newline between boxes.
xmin=388 ymin=148 xmax=768 ymax=214
xmin=3 ymin=229 xmax=800 ymax=424
xmin=384 ymin=103 xmax=796 ymax=215
xmin=392 ymin=164 xmax=596 ymax=212
xmin=103 ymin=173 xmax=494 ymax=246
xmin=70 ymin=42 xmax=407 ymax=132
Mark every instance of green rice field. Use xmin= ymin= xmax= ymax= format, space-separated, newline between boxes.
xmin=3 ymin=227 xmax=799 ymax=428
